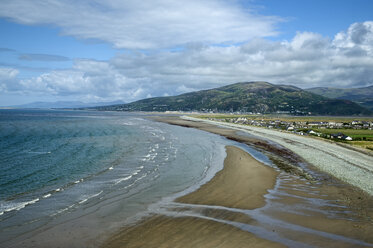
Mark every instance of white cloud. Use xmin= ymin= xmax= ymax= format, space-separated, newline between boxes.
xmin=0 ymin=67 xmax=20 ymax=91
xmin=0 ymin=0 xmax=279 ymax=49
xmin=107 ymin=25 xmax=373 ymax=90
xmin=0 ymin=67 xmax=18 ymax=78
xmin=334 ymin=22 xmax=373 ymax=49
xmin=2 ymin=22 xmax=373 ymax=103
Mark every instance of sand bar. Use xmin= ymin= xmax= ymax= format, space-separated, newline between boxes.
xmin=103 ymin=146 xmax=283 ymax=247
xmin=177 ymin=145 xmax=278 ymax=209
xmin=104 ymin=216 xmax=285 ymax=248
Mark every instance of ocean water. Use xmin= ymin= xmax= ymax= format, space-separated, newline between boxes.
xmin=0 ymin=109 xmax=227 ymax=246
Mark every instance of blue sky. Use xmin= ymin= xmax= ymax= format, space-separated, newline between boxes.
xmin=252 ymin=0 xmax=373 ymax=38
xmin=0 ymin=0 xmax=373 ymax=105
xmin=0 ymin=19 xmax=115 ymax=78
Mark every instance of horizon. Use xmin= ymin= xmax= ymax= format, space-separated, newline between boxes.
xmin=1 ymin=0 xmax=373 ymax=105
xmin=7 ymin=81 xmax=373 ymax=108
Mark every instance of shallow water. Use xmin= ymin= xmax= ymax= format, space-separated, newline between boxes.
xmin=133 ymin=118 xmax=373 ymax=247
xmin=0 ymin=110 xmax=227 ymax=247
xmin=153 ymin=162 xmax=373 ymax=247
xmin=2 ymin=112 xmax=373 ymax=247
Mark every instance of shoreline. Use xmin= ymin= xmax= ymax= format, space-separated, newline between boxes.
xmin=176 ymin=146 xmax=279 ymax=210
xmin=103 ymin=116 xmax=373 ymax=247
xmin=155 ymin=115 xmax=373 ymax=209
xmin=103 ymin=146 xmax=284 ymax=248
xmin=179 ymin=115 xmax=373 ymax=195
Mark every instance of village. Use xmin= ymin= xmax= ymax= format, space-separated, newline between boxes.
xmin=206 ymin=116 xmax=373 ymax=142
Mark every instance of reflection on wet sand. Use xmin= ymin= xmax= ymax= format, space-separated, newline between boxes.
xmin=104 ymin=142 xmax=373 ymax=248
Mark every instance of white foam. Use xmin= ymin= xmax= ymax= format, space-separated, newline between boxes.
xmin=52 ymin=204 xmax=76 ymax=216
xmin=142 ymin=152 xmax=159 ymax=161
xmin=0 ymin=198 xmax=40 ymax=215
xmin=114 ymin=175 xmax=133 ymax=185
xmin=74 ymin=179 xmax=84 ymax=184
xmin=42 ymin=193 xmax=51 ymax=198
xmin=122 ymin=121 xmax=134 ymax=126
xmin=27 ymin=151 xmax=51 ymax=155
xmin=79 ymin=198 xmax=88 ymax=204
xmin=79 ymin=191 xmax=103 ymax=204
xmin=122 ymin=173 xmax=148 ymax=190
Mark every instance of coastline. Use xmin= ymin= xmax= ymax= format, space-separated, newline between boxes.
xmin=180 ymin=115 xmax=373 ymax=195
xmin=103 ymin=115 xmax=373 ymax=247
xmin=176 ymin=146 xmax=278 ymax=210
xmin=103 ymin=146 xmax=284 ymax=248
xmin=1 ymin=114 xmax=229 ymax=248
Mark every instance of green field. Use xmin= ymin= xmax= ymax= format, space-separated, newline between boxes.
xmin=197 ymin=114 xmax=373 ymax=123
xmin=313 ymin=128 xmax=373 ymax=140
xmin=349 ymin=141 xmax=373 ymax=150
xmin=195 ymin=114 xmax=373 ymax=150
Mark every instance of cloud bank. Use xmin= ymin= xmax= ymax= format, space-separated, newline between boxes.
xmin=0 ymin=0 xmax=372 ymax=103
xmin=1 ymin=21 xmax=373 ymax=102
xmin=0 ymin=0 xmax=279 ymax=49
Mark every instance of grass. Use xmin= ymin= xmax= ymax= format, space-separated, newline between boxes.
xmin=196 ymin=114 xmax=373 ymax=123
xmin=349 ymin=141 xmax=373 ymax=150
xmin=196 ymin=114 xmax=261 ymax=119
xmin=312 ymin=128 xmax=373 ymax=140
xmin=194 ymin=114 xmax=373 ymax=151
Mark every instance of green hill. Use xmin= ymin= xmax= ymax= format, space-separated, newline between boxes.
xmin=306 ymin=85 xmax=373 ymax=111
xmin=97 ymin=82 xmax=372 ymax=116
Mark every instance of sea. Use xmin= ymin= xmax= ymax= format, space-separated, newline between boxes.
xmin=2 ymin=109 xmax=372 ymax=248
xmin=0 ymin=109 xmax=228 ymax=246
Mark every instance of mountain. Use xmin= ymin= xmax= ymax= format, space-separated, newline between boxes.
xmin=306 ymin=85 xmax=373 ymax=111
xmin=10 ymin=100 xmax=125 ymax=109
xmin=97 ymin=82 xmax=372 ymax=116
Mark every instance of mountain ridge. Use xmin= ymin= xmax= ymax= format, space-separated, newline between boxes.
xmin=306 ymin=85 xmax=373 ymax=111
xmin=96 ymin=82 xmax=372 ymax=116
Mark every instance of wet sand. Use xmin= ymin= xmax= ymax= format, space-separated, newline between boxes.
xmin=104 ymin=216 xmax=284 ymax=248
xmin=103 ymin=146 xmax=284 ymax=248
xmin=103 ymin=116 xmax=373 ymax=248
xmin=177 ymin=146 xmax=278 ymax=210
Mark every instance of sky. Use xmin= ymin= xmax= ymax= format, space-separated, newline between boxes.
xmin=0 ymin=0 xmax=373 ymax=105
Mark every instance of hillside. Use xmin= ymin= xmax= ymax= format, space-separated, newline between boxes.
xmin=306 ymin=85 xmax=373 ymax=111
xmin=97 ymin=82 xmax=372 ymax=115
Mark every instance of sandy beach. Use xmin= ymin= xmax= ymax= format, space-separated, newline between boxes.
xmin=103 ymin=116 xmax=373 ymax=248
xmin=183 ymin=116 xmax=373 ymax=195
xmin=176 ymin=146 xmax=278 ymax=210
xmin=104 ymin=146 xmax=284 ymax=248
